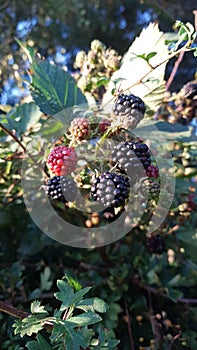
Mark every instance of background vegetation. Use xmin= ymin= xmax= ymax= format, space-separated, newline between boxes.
xmin=0 ymin=1 xmax=197 ymax=349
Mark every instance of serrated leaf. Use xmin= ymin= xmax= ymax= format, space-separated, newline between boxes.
xmin=67 ymin=311 xmax=102 ymax=327
xmin=2 ymin=102 xmax=42 ymax=137
xmin=31 ymin=300 xmax=48 ymax=315
xmin=13 ymin=315 xmax=46 ymax=337
xmin=76 ymin=298 xmax=108 ymax=313
xmin=55 ymin=279 xmax=91 ymax=310
xmin=30 ymin=60 xmax=87 ymax=115
xmin=103 ymin=22 xmax=169 ymax=112
xmin=50 ymin=323 xmax=86 ymax=349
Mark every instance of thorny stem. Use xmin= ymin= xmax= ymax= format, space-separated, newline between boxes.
xmin=100 ymin=44 xmax=193 ymax=111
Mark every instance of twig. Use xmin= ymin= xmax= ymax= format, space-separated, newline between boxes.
xmin=101 ymin=44 xmax=192 ymax=111
xmin=125 ymin=302 xmax=135 ymax=350
xmin=0 ymin=122 xmax=26 ymax=152
xmin=166 ymin=51 xmax=185 ymax=90
xmin=133 ymin=277 xmax=197 ymax=304
xmin=0 ymin=300 xmax=53 ymax=331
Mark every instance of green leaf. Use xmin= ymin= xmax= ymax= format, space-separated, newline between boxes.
xmin=30 ymin=300 xmax=48 ymax=315
xmin=167 ymin=274 xmax=182 ymax=287
xmin=26 ymin=334 xmax=52 ymax=350
xmin=76 ymin=297 xmax=108 ymax=313
xmin=30 ymin=60 xmax=87 ymax=115
xmin=67 ymin=311 xmax=102 ymax=327
xmin=13 ymin=315 xmax=47 ymax=337
xmin=166 ymin=287 xmax=183 ymax=302
xmin=145 ymin=51 xmax=157 ymax=61
xmin=2 ymin=102 xmax=42 ymax=137
xmin=51 ymin=323 xmax=87 ymax=349
xmin=40 ymin=267 xmax=52 ymax=292
xmin=55 ymin=279 xmax=91 ymax=310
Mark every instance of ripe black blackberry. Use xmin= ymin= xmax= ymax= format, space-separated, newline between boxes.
xmin=146 ymin=235 xmax=166 ymax=254
xmin=112 ymin=93 xmax=146 ymax=129
xmin=44 ymin=176 xmax=78 ymax=203
xmin=110 ymin=141 xmax=151 ymax=177
xmin=91 ymin=172 xmax=130 ymax=208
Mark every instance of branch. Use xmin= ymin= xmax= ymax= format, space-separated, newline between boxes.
xmin=125 ymin=302 xmax=135 ymax=350
xmin=0 ymin=122 xmax=26 ymax=152
xmin=133 ymin=277 xmax=197 ymax=304
xmin=101 ymin=44 xmax=192 ymax=111
xmin=0 ymin=300 xmax=53 ymax=331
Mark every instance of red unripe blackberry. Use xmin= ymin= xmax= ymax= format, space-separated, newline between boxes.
xmin=146 ymin=164 xmax=159 ymax=178
xmin=99 ymin=118 xmax=111 ymax=134
xmin=47 ymin=146 xmax=77 ymax=176
xmin=69 ymin=117 xmax=90 ymax=141
xmin=91 ymin=172 xmax=130 ymax=208
xmin=146 ymin=235 xmax=166 ymax=254
xmin=44 ymin=176 xmax=78 ymax=203
xmin=110 ymin=141 xmax=151 ymax=177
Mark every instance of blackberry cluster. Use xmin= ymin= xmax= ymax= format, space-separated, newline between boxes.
xmin=110 ymin=141 xmax=151 ymax=177
xmin=91 ymin=172 xmax=130 ymax=208
xmin=146 ymin=235 xmax=166 ymax=254
xmin=44 ymin=176 xmax=78 ymax=203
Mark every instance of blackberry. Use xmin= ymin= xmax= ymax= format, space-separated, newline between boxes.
xmin=91 ymin=172 xmax=130 ymax=208
xmin=99 ymin=118 xmax=111 ymax=134
xmin=47 ymin=146 xmax=77 ymax=176
xmin=146 ymin=164 xmax=159 ymax=178
xmin=113 ymin=93 xmax=146 ymax=129
xmin=44 ymin=176 xmax=78 ymax=203
xmin=140 ymin=178 xmax=160 ymax=202
xmin=146 ymin=235 xmax=166 ymax=254
xmin=180 ymin=81 xmax=197 ymax=99
xmin=110 ymin=141 xmax=151 ymax=177
xmin=69 ymin=117 xmax=90 ymax=142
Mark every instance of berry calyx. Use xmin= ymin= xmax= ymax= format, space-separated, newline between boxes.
xmin=47 ymin=146 xmax=77 ymax=176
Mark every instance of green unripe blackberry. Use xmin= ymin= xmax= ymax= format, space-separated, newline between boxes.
xmin=140 ymin=178 xmax=160 ymax=202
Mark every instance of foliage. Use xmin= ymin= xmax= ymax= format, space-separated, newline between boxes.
xmin=0 ymin=17 xmax=197 ymax=350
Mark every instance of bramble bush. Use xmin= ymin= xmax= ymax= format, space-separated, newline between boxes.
xmin=0 ymin=20 xmax=197 ymax=349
